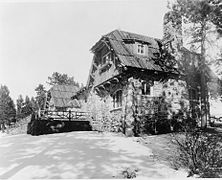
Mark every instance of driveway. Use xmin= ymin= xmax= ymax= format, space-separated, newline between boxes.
xmin=0 ymin=132 xmax=187 ymax=179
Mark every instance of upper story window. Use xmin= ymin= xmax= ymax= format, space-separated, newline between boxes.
xmin=113 ymin=90 xmax=122 ymax=109
xmin=113 ymin=54 xmax=119 ymax=67
xmin=142 ymin=82 xmax=152 ymax=96
xmin=102 ymin=52 xmax=112 ymax=65
xmin=137 ymin=43 xmax=145 ymax=55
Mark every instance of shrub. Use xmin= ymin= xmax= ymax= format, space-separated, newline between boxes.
xmin=172 ymin=128 xmax=222 ymax=177
xmin=121 ymin=168 xmax=138 ymax=179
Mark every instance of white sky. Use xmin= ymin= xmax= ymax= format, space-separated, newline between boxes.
xmin=0 ymin=0 xmax=168 ymax=101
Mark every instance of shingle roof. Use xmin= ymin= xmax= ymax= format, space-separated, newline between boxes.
xmin=106 ymin=30 xmax=160 ymax=48
xmin=91 ymin=29 xmax=176 ymax=73
xmin=49 ymin=85 xmax=80 ymax=108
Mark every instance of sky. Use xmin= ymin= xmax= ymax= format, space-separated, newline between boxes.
xmin=0 ymin=0 xmax=168 ymax=101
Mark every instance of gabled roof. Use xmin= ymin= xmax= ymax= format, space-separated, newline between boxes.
xmin=91 ymin=29 xmax=176 ymax=73
xmin=49 ymin=85 xmax=80 ymax=108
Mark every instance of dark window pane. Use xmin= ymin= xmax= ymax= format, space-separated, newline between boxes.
xmin=113 ymin=90 xmax=122 ymax=108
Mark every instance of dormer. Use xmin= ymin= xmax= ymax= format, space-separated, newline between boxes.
xmin=122 ymin=38 xmax=151 ymax=57
xmin=135 ymin=42 xmax=146 ymax=55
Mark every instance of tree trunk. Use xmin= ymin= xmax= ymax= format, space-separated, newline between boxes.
xmin=200 ymin=70 xmax=208 ymax=128
xmin=200 ymin=23 xmax=208 ymax=129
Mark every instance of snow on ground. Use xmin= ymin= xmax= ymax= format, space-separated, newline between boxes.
xmin=0 ymin=131 xmax=187 ymax=179
xmin=0 ymin=132 xmax=8 ymax=138
xmin=210 ymin=99 xmax=222 ymax=117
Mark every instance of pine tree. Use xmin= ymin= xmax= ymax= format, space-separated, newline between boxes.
xmin=47 ymin=72 xmax=80 ymax=87
xmin=35 ymin=84 xmax=46 ymax=110
xmin=16 ymin=95 xmax=37 ymax=120
xmin=0 ymin=85 xmax=16 ymax=128
xmin=16 ymin=95 xmax=25 ymax=119
xmin=210 ymin=0 xmax=222 ymax=35
xmin=169 ymin=0 xmax=222 ymax=128
xmin=22 ymin=96 xmax=34 ymax=116
xmin=30 ymin=97 xmax=38 ymax=112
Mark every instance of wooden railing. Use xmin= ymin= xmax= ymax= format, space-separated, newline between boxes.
xmin=40 ymin=110 xmax=90 ymax=121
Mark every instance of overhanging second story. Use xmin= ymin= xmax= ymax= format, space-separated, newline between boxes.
xmin=86 ymin=29 xmax=178 ymax=88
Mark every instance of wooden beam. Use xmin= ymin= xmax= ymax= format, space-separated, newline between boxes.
xmin=101 ymin=39 xmax=111 ymax=50
xmin=99 ymin=85 xmax=105 ymax=90
xmin=93 ymin=62 xmax=98 ymax=68
xmin=94 ymin=87 xmax=100 ymax=92
xmin=90 ymin=74 xmax=95 ymax=79
xmin=113 ymin=77 xmax=119 ymax=83
xmin=86 ymin=54 xmax=98 ymax=88
xmin=105 ymin=81 xmax=111 ymax=86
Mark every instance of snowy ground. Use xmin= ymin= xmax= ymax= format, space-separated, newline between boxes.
xmin=210 ymin=99 xmax=222 ymax=117
xmin=0 ymin=131 xmax=187 ymax=179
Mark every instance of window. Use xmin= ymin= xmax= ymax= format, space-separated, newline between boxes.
xmin=137 ymin=43 xmax=145 ymax=55
xmin=113 ymin=54 xmax=119 ymax=67
xmin=113 ymin=90 xmax=122 ymax=108
xmin=142 ymin=82 xmax=151 ymax=95
xmin=102 ymin=52 xmax=112 ymax=65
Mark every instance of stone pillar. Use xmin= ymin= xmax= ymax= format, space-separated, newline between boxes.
xmin=132 ymin=79 xmax=142 ymax=136
xmin=123 ymin=78 xmax=143 ymax=137
xmin=124 ymin=78 xmax=135 ymax=137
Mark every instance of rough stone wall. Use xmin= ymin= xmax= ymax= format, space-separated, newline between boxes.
xmin=79 ymin=76 xmax=189 ymax=136
xmin=84 ymin=92 xmax=111 ymax=131
xmin=162 ymin=79 xmax=189 ymax=118
xmin=84 ymin=81 xmax=126 ymax=133
xmin=123 ymin=77 xmax=189 ymax=136
xmin=124 ymin=78 xmax=188 ymax=117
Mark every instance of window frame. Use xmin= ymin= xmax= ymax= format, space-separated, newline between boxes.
xmin=137 ymin=43 xmax=145 ymax=55
xmin=141 ymin=82 xmax=153 ymax=96
xmin=112 ymin=89 xmax=122 ymax=109
xmin=101 ymin=52 xmax=112 ymax=65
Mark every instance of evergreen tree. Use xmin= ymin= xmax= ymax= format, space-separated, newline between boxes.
xmin=35 ymin=84 xmax=46 ymax=110
xmin=16 ymin=95 xmax=25 ymax=119
xmin=169 ymin=0 xmax=222 ymax=128
xmin=22 ymin=96 xmax=34 ymax=116
xmin=0 ymin=85 xmax=16 ymax=127
xmin=47 ymin=72 xmax=80 ymax=87
xmin=210 ymin=0 xmax=222 ymax=35
xmin=30 ymin=97 xmax=38 ymax=112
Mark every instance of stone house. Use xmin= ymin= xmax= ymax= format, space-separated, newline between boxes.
xmin=71 ymin=25 xmax=221 ymax=136
xmin=39 ymin=11 xmax=220 ymax=135
xmin=73 ymin=29 xmax=194 ymax=136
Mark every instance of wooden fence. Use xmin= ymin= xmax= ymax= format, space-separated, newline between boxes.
xmin=40 ymin=110 xmax=90 ymax=121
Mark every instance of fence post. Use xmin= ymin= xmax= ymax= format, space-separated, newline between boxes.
xmin=68 ymin=110 xmax=71 ymax=121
